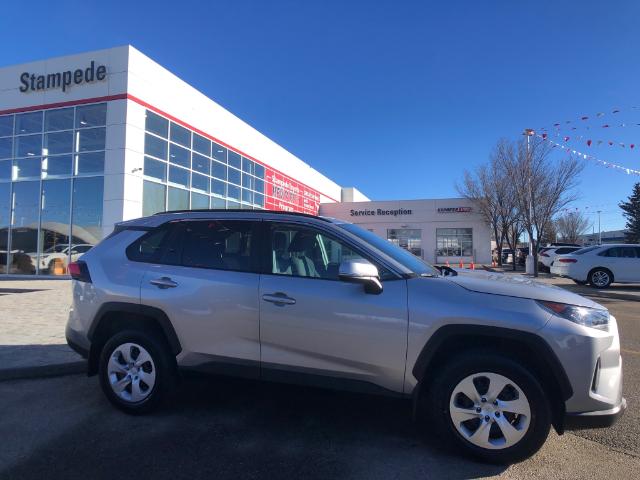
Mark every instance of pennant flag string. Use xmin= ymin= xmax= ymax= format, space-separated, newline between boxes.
xmin=541 ymin=132 xmax=636 ymax=150
xmin=538 ymin=106 xmax=640 ymax=132
xmin=537 ymin=135 xmax=640 ymax=176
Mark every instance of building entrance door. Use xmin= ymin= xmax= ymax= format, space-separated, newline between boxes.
xmin=387 ymin=228 xmax=422 ymax=258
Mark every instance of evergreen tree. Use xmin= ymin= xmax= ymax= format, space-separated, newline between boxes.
xmin=619 ymin=182 xmax=640 ymax=243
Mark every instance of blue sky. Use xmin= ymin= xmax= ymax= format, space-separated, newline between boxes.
xmin=3 ymin=0 xmax=639 ymax=231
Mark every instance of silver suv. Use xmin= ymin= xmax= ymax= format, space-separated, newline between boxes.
xmin=66 ymin=210 xmax=625 ymax=463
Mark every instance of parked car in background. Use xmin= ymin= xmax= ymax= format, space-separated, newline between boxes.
xmin=27 ymin=244 xmax=94 ymax=274
xmin=551 ymin=244 xmax=640 ymax=288
xmin=66 ymin=210 xmax=625 ymax=464
xmin=538 ymin=246 xmax=583 ymax=272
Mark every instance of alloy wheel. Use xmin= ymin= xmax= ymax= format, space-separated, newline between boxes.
xmin=591 ymin=270 xmax=610 ymax=287
xmin=107 ymin=342 xmax=157 ymax=403
xmin=449 ymin=372 xmax=531 ymax=450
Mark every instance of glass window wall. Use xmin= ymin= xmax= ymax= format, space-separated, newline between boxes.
xmin=141 ymin=110 xmax=267 ymax=213
xmin=0 ymin=102 xmax=107 ymax=275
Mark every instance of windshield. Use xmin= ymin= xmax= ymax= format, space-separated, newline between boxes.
xmin=573 ymin=246 xmax=600 ymax=255
xmin=338 ymin=223 xmax=440 ymax=276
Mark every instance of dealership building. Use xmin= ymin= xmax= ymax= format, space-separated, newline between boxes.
xmin=0 ymin=45 xmax=489 ymax=275
xmin=319 ymin=198 xmax=491 ymax=265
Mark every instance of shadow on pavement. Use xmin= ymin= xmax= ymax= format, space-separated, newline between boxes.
xmin=0 ymin=344 xmax=84 ymax=379
xmin=0 ymin=374 xmax=508 ymax=479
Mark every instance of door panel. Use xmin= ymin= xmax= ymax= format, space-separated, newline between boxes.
xmin=259 ymin=275 xmax=408 ymax=392
xmin=138 ymin=219 xmax=261 ymax=372
xmin=141 ymin=265 xmax=260 ymax=365
xmin=259 ymin=222 xmax=409 ymax=393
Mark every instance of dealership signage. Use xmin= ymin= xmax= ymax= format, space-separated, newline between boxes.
xmin=437 ymin=207 xmax=472 ymax=213
xmin=350 ymin=208 xmax=412 ymax=217
xmin=19 ymin=61 xmax=107 ymax=93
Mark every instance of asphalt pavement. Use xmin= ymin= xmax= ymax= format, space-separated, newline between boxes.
xmin=1 ymin=373 xmax=639 ymax=480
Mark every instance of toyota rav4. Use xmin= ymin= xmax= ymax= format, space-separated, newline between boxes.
xmin=66 ymin=210 xmax=625 ymax=464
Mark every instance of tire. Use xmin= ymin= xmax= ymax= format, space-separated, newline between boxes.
xmin=99 ymin=329 xmax=177 ymax=414
xmin=425 ymin=351 xmax=551 ymax=464
xmin=588 ymin=268 xmax=613 ymax=289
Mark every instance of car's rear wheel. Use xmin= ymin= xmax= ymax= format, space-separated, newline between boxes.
xmin=589 ymin=268 xmax=612 ymax=289
xmin=426 ymin=351 xmax=551 ymax=464
xmin=99 ymin=330 xmax=176 ymax=414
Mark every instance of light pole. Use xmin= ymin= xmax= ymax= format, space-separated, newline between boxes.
xmin=523 ymin=128 xmax=535 ymax=275
xmin=597 ymin=210 xmax=602 ymax=244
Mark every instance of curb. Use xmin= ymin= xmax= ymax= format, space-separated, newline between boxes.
xmin=0 ymin=361 xmax=86 ymax=382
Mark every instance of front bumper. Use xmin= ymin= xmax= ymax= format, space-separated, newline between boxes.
xmin=564 ymin=397 xmax=627 ymax=430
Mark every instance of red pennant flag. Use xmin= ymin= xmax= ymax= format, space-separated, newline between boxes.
xmin=542 ymin=133 xmax=548 ymax=139
xmin=608 ymin=141 xmax=613 ymax=146
xmin=564 ymin=136 xmax=570 ymax=142
xmin=586 ymin=140 xmax=592 ymax=146
xmin=631 ymin=144 xmax=635 ymax=149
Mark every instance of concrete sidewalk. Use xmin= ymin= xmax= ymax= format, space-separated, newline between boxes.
xmin=0 ymin=280 xmax=85 ymax=380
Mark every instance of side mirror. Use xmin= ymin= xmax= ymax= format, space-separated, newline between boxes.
xmin=435 ymin=265 xmax=458 ymax=277
xmin=338 ymin=259 xmax=383 ymax=294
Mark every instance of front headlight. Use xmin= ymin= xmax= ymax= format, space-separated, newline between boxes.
xmin=537 ymin=300 xmax=609 ymax=331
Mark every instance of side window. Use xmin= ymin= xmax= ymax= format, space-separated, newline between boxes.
xmin=180 ymin=220 xmax=256 ymax=272
xmin=621 ymin=247 xmax=638 ymax=258
xmin=269 ymin=224 xmax=389 ymax=280
xmin=127 ymin=228 xmax=170 ymax=263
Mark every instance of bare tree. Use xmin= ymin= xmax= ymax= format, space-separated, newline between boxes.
xmin=503 ymin=137 xmax=584 ymax=276
xmin=504 ymin=216 xmax=525 ymax=271
xmin=457 ymin=140 xmax=513 ymax=265
xmin=556 ymin=211 xmax=590 ymax=244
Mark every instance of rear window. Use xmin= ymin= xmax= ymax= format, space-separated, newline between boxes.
xmin=555 ymin=247 xmax=580 ymax=255
xmin=126 ymin=228 xmax=170 ymax=263
xmin=179 ymin=220 xmax=256 ymax=272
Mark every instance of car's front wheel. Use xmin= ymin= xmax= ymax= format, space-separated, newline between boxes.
xmin=589 ymin=268 xmax=613 ymax=289
xmin=426 ymin=351 xmax=551 ymax=464
xmin=99 ymin=330 xmax=176 ymax=414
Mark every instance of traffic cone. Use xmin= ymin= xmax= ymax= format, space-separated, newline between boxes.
xmin=470 ymin=262 xmax=475 ymax=270
xmin=459 ymin=259 xmax=463 ymax=268
xmin=445 ymin=260 xmax=450 ymax=267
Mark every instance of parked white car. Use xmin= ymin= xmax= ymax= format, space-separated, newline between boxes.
xmin=550 ymin=244 xmax=640 ymax=288
xmin=538 ymin=246 xmax=582 ymax=271
xmin=28 ymin=244 xmax=94 ymax=273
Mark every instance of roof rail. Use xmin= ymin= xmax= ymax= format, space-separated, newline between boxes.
xmin=153 ymin=209 xmax=332 ymax=222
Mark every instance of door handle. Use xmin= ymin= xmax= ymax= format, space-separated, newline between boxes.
xmin=262 ymin=292 xmax=296 ymax=306
xmin=150 ymin=276 xmax=178 ymax=289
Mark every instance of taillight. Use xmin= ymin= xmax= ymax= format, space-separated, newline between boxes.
xmin=68 ymin=261 xmax=92 ymax=283
xmin=558 ymin=258 xmax=577 ymax=263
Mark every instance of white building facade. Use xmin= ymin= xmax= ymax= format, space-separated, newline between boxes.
xmin=0 ymin=45 xmax=348 ymax=275
xmin=319 ymin=198 xmax=492 ymax=265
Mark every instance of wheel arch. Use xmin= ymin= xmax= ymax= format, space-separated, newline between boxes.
xmin=411 ymin=325 xmax=573 ymax=434
xmin=87 ymin=302 xmax=181 ymax=376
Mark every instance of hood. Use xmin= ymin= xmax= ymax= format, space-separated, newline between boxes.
xmin=446 ymin=271 xmax=602 ymax=308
